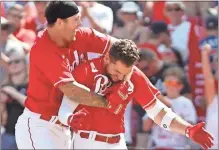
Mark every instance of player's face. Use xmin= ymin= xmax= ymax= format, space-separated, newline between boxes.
xmin=62 ymin=13 xmax=81 ymax=43
xmin=164 ymin=76 xmax=183 ymax=98
xmin=105 ymin=57 xmax=133 ymax=82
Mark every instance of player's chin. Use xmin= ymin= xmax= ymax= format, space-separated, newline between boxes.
xmin=111 ymin=77 xmax=120 ymax=83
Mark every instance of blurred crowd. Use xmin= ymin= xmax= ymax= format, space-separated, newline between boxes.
xmin=0 ymin=1 xmax=218 ymax=149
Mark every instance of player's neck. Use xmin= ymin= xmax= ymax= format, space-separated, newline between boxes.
xmin=47 ymin=27 xmax=68 ymax=48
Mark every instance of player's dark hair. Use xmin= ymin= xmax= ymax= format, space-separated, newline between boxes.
xmin=45 ymin=1 xmax=79 ymax=25
xmin=109 ymin=39 xmax=140 ymax=67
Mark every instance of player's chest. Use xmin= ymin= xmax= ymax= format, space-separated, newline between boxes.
xmin=61 ymin=48 xmax=88 ymax=72
xmin=88 ymin=73 xmax=135 ymax=102
xmin=86 ymin=72 xmax=112 ymax=96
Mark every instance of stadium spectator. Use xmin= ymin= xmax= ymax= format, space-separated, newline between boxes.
xmin=201 ymin=45 xmax=218 ymax=149
xmin=1 ymin=2 xmax=5 ymax=16
xmin=98 ymin=1 xmax=123 ymax=26
xmin=200 ymin=16 xmax=218 ymax=68
xmin=142 ymin=66 xmax=197 ymax=149
xmin=78 ymin=2 xmax=113 ymax=34
xmin=136 ymin=50 xmax=190 ymax=97
xmin=165 ymin=2 xmax=205 ymax=121
xmin=24 ymin=2 xmax=48 ymax=34
xmin=1 ymin=51 xmax=28 ymax=149
xmin=6 ymin=4 xmax=36 ymax=46
xmin=1 ymin=17 xmax=25 ymax=83
xmin=1 ymin=17 xmax=25 ymax=56
xmin=112 ymin=2 xmax=148 ymax=45
xmin=182 ymin=1 xmax=216 ymax=25
xmin=143 ymin=1 xmax=170 ymax=24
xmin=138 ymin=21 xmax=171 ymax=60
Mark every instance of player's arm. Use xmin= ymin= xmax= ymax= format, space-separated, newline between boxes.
xmin=143 ymin=97 xmax=213 ymax=149
xmin=59 ymin=82 xmax=108 ymax=108
xmin=33 ymin=42 xmax=109 ymax=108
xmin=58 ymin=61 xmax=109 ymax=108
xmin=135 ymin=69 xmax=213 ymax=149
xmin=145 ymin=99 xmax=191 ymax=135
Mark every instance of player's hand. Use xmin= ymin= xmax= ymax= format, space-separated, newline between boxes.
xmin=67 ymin=108 xmax=89 ymax=133
xmin=104 ymin=81 xmax=130 ymax=115
xmin=186 ymin=122 xmax=214 ymax=150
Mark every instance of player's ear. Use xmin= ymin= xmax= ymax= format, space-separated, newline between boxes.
xmin=56 ymin=18 xmax=64 ymax=28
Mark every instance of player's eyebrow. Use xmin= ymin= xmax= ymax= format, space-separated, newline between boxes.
xmin=116 ymin=70 xmax=123 ymax=74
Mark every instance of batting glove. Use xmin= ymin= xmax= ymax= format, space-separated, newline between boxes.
xmin=185 ymin=122 xmax=214 ymax=150
xmin=67 ymin=108 xmax=89 ymax=133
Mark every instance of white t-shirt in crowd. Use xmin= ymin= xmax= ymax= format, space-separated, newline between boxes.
xmin=151 ymin=96 xmax=197 ymax=148
xmin=80 ymin=3 xmax=113 ymax=33
xmin=169 ymin=21 xmax=192 ymax=63
xmin=205 ymin=95 xmax=218 ymax=149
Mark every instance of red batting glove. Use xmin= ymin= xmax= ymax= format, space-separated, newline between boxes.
xmin=185 ymin=122 xmax=214 ymax=150
xmin=104 ymin=81 xmax=130 ymax=115
xmin=67 ymin=108 xmax=89 ymax=133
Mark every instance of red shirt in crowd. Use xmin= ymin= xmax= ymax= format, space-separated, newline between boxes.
xmin=1 ymin=2 xmax=5 ymax=17
xmin=24 ymin=16 xmax=47 ymax=34
xmin=25 ymin=28 xmax=111 ymax=116
xmin=138 ymin=42 xmax=162 ymax=59
xmin=153 ymin=1 xmax=170 ymax=24
xmin=24 ymin=17 xmax=38 ymax=32
xmin=72 ymin=57 xmax=160 ymax=134
xmin=13 ymin=28 xmax=36 ymax=46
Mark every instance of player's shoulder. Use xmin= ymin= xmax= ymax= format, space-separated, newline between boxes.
xmin=88 ymin=57 xmax=103 ymax=71
xmin=132 ymin=66 xmax=147 ymax=78
xmin=75 ymin=27 xmax=93 ymax=36
xmin=78 ymin=57 xmax=103 ymax=72
xmin=30 ymin=30 xmax=53 ymax=56
xmin=131 ymin=66 xmax=149 ymax=83
xmin=76 ymin=27 xmax=107 ymax=39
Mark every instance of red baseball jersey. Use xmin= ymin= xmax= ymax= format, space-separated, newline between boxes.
xmin=25 ymin=28 xmax=111 ymax=116
xmin=72 ymin=57 xmax=160 ymax=134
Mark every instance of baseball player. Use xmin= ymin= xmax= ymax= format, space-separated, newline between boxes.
xmin=15 ymin=2 xmax=121 ymax=149
xmin=58 ymin=39 xmax=214 ymax=149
